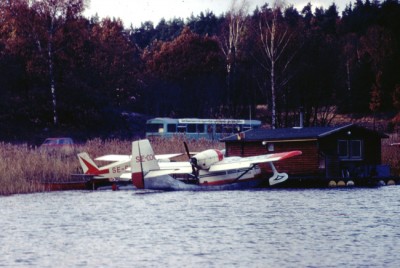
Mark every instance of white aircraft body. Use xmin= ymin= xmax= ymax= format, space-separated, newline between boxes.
xmin=127 ymin=140 xmax=300 ymax=189
xmin=77 ymin=139 xmax=301 ymax=190
xmin=77 ymin=151 xmax=182 ymax=180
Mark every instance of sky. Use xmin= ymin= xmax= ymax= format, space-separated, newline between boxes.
xmin=84 ymin=0 xmax=352 ymax=28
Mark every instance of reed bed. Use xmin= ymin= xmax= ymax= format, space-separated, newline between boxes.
xmin=0 ymin=137 xmax=223 ymax=195
xmin=1 ymin=135 xmax=398 ymax=196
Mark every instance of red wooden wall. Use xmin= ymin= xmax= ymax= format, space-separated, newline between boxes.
xmin=225 ymin=140 xmax=320 ymax=175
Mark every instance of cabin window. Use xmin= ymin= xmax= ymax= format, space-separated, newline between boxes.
xmin=350 ymin=140 xmax=362 ymax=158
xmin=197 ymin=124 xmax=205 ymax=133
xmin=208 ymin=171 xmax=227 ymax=177
xmin=147 ymin=123 xmax=163 ymax=133
xmin=267 ymin=143 xmax=274 ymax=152
xmin=167 ymin=124 xmax=176 ymax=133
xmin=177 ymin=125 xmax=186 ymax=133
xmin=338 ymin=140 xmax=363 ymax=160
xmin=187 ymin=124 xmax=197 ymax=133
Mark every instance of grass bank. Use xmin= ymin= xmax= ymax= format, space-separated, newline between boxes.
xmin=0 ymin=137 xmax=222 ymax=195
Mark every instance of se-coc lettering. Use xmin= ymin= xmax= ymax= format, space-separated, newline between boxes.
xmin=136 ymin=154 xmax=156 ymax=162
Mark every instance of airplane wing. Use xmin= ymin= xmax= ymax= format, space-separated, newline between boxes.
xmin=95 ymin=153 xmax=183 ymax=162
xmin=209 ymin=151 xmax=302 ymax=172
xmin=158 ymin=162 xmax=193 ymax=174
xmin=156 ymin=153 xmax=184 ymax=161
xmin=95 ymin=154 xmax=130 ymax=161
xmin=119 ymin=161 xmax=193 ymax=180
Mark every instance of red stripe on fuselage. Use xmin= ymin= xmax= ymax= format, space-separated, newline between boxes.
xmin=80 ymin=158 xmax=98 ymax=174
xmin=215 ymin=149 xmax=224 ymax=161
xmin=79 ymin=157 xmax=109 ymax=176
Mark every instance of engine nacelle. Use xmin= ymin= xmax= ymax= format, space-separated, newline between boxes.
xmin=191 ymin=149 xmax=224 ymax=170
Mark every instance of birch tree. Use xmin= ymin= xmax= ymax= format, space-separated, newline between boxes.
xmin=32 ymin=0 xmax=88 ymax=125
xmin=2 ymin=0 xmax=88 ymax=126
xmin=259 ymin=0 xmax=294 ymax=128
xmin=219 ymin=0 xmax=248 ymax=111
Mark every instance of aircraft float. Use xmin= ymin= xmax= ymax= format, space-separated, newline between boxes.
xmin=77 ymin=139 xmax=301 ymax=190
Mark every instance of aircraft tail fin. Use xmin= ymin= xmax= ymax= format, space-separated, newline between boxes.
xmin=131 ymin=140 xmax=160 ymax=189
xmin=77 ymin=152 xmax=100 ymax=175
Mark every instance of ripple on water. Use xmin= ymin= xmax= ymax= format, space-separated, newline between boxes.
xmin=1 ymin=187 xmax=400 ymax=267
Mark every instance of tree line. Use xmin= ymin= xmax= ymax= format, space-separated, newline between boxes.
xmin=1 ymin=0 xmax=400 ymax=141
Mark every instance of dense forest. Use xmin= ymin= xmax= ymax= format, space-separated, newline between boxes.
xmin=1 ymin=0 xmax=400 ymax=142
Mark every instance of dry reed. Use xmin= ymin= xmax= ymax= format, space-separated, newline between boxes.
xmin=1 ymin=135 xmax=398 ymax=195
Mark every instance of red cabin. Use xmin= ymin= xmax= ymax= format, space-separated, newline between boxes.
xmin=221 ymin=124 xmax=389 ymax=186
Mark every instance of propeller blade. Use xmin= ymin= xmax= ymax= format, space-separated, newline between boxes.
xmin=183 ymin=142 xmax=198 ymax=179
xmin=183 ymin=142 xmax=191 ymax=160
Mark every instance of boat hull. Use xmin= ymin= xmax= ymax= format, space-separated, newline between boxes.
xmin=143 ymin=175 xmax=267 ymax=191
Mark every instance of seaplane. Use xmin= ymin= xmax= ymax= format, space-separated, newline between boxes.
xmin=77 ymin=139 xmax=302 ymax=190
xmin=77 ymin=151 xmax=182 ymax=180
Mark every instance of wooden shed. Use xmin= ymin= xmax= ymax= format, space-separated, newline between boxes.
xmin=221 ymin=124 xmax=389 ymax=185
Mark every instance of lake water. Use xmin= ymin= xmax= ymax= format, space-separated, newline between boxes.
xmin=1 ymin=186 xmax=400 ymax=267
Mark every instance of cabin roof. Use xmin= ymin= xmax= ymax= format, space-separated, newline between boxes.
xmin=221 ymin=124 xmax=388 ymax=142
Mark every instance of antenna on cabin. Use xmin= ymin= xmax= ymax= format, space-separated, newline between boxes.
xmin=249 ymin=105 xmax=252 ymax=129
xmin=293 ymin=106 xmax=304 ymax=129
xmin=299 ymin=106 xmax=304 ymax=128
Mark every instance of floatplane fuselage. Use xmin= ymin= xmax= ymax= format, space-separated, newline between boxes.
xmin=77 ymin=140 xmax=302 ymax=190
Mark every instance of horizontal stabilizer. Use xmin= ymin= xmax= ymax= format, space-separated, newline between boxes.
xmin=155 ymin=153 xmax=184 ymax=160
xmin=95 ymin=153 xmax=183 ymax=162
xmin=95 ymin=154 xmax=130 ymax=161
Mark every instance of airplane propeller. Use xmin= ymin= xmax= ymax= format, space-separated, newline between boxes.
xmin=184 ymin=142 xmax=199 ymax=180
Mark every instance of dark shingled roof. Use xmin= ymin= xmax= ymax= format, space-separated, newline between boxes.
xmin=221 ymin=124 xmax=387 ymax=142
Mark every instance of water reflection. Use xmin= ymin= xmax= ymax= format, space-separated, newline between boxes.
xmin=1 ymin=187 xmax=400 ymax=267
